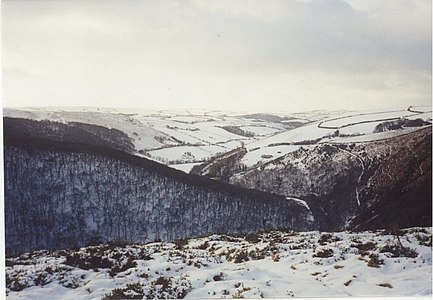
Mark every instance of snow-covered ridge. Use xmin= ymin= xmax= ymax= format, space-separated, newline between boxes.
xmin=6 ymin=228 xmax=432 ymax=299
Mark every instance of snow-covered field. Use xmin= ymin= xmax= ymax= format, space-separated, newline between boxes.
xmin=147 ymin=145 xmax=226 ymax=164
xmin=319 ymin=109 xmax=418 ymax=128
xmin=328 ymin=126 xmax=430 ymax=144
xmin=169 ymin=162 xmax=202 ymax=173
xmin=241 ymin=145 xmax=301 ymax=167
xmin=6 ymin=228 xmax=432 ymax=299
xmin=240 ymin=107 xmax=431 ymax=166
xmin=4 ymin=106 xmax=432 ymax=171
xmin=4 ymin=108 xmax=290 ymax=166
xmin=244 ymin=122 xmax=332 ymax=150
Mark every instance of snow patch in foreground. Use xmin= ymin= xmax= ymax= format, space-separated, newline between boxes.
xmin=6 ymin=228 xmax=432 ymax=299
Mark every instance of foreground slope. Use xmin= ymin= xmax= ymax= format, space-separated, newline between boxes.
xmin=4 ymin=118 xmax=314 ymax=256
xmin=6 ymin=228 xmax=432 ymax=299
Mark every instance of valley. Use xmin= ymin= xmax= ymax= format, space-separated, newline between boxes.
xmin=3 ymin=106 xmax=432 ymax=298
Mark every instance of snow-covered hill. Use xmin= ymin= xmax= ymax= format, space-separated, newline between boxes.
xmin=241 ymin=107 xmax=431 ymax=166
xmin=6 ymin=228 xmax=432 ymax=299
xmin=4 ymin=107 xmax=308 ymax=172
xmin=4 ymin=106 xmax=431 ymax=173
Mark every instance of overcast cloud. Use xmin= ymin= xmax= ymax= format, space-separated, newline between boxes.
xmin=2 ymin=0 xmax=431 ymax=112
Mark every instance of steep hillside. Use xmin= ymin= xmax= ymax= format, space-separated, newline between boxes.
xmin=350 ymin=128 xmax=432 ymax=230
xmin=192 ymin=127 xmax=432 ymax=231
xmin=4 ymin=119 xmax=314 ymax=256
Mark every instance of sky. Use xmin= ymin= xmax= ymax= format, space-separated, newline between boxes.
xmin=1 ymin=0 xmax=432 ymax=113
